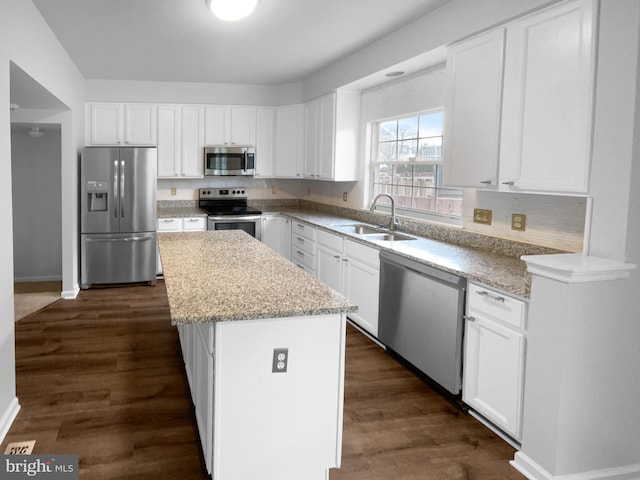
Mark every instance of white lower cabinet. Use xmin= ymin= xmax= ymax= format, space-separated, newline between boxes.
xmin=463 ymin=282 xmax=527 ymax=441
xmin=316 ymin=230 xmax=380 ymax=337
xmin=290 ymin=221 xmax=317 ymax=275
xmin=261 ymin=214 xmax=291 ymax=259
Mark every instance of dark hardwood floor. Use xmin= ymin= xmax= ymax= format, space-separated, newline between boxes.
xmin=2 ymin=282 xmax=524 ymax=480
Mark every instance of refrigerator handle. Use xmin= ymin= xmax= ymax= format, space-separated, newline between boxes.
xmin=120 ymin=159 xmax=125 ymax=218
xmin=113 ymin=159 xmax=119 ymax=219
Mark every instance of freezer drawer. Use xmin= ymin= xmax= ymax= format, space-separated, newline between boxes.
xmin=81 ymin=233 xmax=157 ymax=289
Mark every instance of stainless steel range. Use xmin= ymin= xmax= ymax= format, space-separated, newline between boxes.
xmin=199 ymin=188 xmax=262 ymax=240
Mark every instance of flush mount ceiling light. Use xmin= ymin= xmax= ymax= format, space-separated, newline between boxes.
xmin=27 ymin=127 xmax=44 ymax=138
xmin=205 ymin=0 xmax=260 ymax=21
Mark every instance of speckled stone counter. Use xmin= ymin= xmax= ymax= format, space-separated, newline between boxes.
xmin=157 ymin=206 xmax=207 ymax=218
xmin=158 ymin=230 xmax=357 ymax=324
xmin=262 ymin=208 xmax=532 ymax=298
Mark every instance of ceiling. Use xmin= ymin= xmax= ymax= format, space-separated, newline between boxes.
xmin=32 ymin=0 xmax=451 ymax=85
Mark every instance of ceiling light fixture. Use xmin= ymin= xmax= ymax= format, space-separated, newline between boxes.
xmin=205 ymin=0 xmax=260 ymax=21
xmin=27 ymin=127 xmax=44 ymax=138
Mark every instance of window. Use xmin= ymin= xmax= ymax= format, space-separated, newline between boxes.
xmin=371 ymin=111 xmax=462 ymax=222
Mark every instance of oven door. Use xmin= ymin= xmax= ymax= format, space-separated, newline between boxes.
xmin=208 ymin=215 xmax=262 ymax=241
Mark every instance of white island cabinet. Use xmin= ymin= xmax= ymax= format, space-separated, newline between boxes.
xmin=158 ymin=231 xmax=355 ymax=480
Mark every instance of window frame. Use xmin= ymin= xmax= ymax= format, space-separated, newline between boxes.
xmin=369 ymin=109 xmax=463 ymax=226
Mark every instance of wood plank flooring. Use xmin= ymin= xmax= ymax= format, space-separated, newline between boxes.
xmin=2 ymin=282 xmax=524 ymax=480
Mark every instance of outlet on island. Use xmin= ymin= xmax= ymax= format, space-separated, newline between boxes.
xmin=171 ymin=187 xmax=176 ymax=196
xmin=272 ymin=186 xmax=278 ymax=194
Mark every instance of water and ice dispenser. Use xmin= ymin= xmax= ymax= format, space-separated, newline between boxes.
xmin=86 ymin=181 xmax=108 ymax=212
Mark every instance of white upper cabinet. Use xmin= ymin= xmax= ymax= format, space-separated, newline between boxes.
xmin=254 ymin=107 xmax=274 ymax=178
xmin=443 ymin=0 xmax=595 ymax=194
xmin=273 ymin=104 xmax=304 ymax=178
xmin=304 ymin=91 xmax=360 ymax=181
xmin=204 ymin=105 xmax=257 ymax=146
xmin=443 ymin=30 xmax=505 ymax=189
xmin=87 ymin=103 xmax=157 ymax=146
xmin=157 ymin=104 xmax=204 ymax=178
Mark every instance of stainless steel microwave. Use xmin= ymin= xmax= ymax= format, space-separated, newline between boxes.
xmin=204 ymin=146 xmax=255 ymax=176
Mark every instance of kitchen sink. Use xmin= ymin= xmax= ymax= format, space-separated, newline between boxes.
xmin=364 ymin=232 xmax=416 ymax=242
xmin=338 ymin=224 xmax=416 ymax=242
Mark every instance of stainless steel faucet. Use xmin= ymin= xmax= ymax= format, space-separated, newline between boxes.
xmin=369 ymin=193 xmax=399 ymax=231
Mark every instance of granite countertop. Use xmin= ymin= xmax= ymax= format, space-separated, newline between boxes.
xmin=158 ymin=205 xmax=531 ymax=298
xmin=263 ymin=208 xmax=531 ymax=298
xmin=158 ymin=230 xmax=357 ymax=325
xmin=157 ymin=207 xmax=207 ymax=218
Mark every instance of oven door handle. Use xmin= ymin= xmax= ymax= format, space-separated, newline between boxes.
xmin=207 ymin=215 xmax=262 ymax=222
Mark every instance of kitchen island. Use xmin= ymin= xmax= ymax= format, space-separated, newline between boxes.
xmin=158 ymin=230 xmax=356 ymax=480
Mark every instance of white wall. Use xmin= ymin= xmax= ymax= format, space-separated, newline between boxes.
xmin=11 ymin=124 xmax=62 ymax=281
xmin=0 ymin=0 xmax=85 ymax=443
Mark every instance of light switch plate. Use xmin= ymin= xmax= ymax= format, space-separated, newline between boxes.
xmin=473 ymin=208 xmax=492 ymax=225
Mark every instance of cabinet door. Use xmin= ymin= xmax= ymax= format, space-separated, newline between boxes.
xmin=157 ymin=105 xmax=181 ymax=177
xmin=124 ymin=104 xmax=156 ymax=145
xmin=342 ymin=240 xmax=380 ymax=336
xmin=500 ymin=0 xmax=594 ymax=193
xmin=254 ymin=107 xmax=274 ymax=178
xmin=88 ymin=103 xmax=123 ymax=145
xmin=194 ymin=325 xmax=214 ymax=474
xmin=204 ymin=106 xmax=229 ymax=145
xmin=230 ymin=106 xmax=257 ymax=145
xmin=261 ymin=215 xmax=290 ymax=257
xmin=274 ymin=105 xmax=304 ymax=178
xmin=303 ymin=100 xmax=318 ymax=178
xmin=442 ymin=29 xmax=505 ymax=189
xmin=317 ymin=93 xmax=336 ymax=180
xmin=463 ymin=315 xmax=525 ymax=440
xmin=316 ymin=231 xmax=343 ymax=293
xmin=181 ymin=105 xmax=205 ymax=177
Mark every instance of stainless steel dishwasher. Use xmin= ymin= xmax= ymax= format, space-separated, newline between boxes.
xmin=378 ymin=250 xmax=466 ymax=395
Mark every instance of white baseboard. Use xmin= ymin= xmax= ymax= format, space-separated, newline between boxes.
xmin=0 ymin=397 xmax=20 ymax=445
xmin=511 ymin=452 xmax=640 ymax=480
xmin=14 ymin=275 xmax=62 ymax=283
xmin=61 ymin=285 xmax=79 ymax=299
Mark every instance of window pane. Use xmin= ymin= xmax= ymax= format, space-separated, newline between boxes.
xmin=374 ymin=164 xmax=392 ymax=190
xmin=418 ymin=137 xmax=442 ymax=162
xmin=398 ymin=117 xmax=419 ymax=140
xmin=378 ymin=120 xmax=398 ymax=142
xmin=412 ymin=186 xmax=437 ymax=210
xmin=413 ymin=164 xmax=437 ymax=188
xmin=397 ymin=140 xmax=417 ymax=161
xmin=377 ymin=142 xmax=397 ymax=162
xmin=419 ymin=112 xmax=443 ymax=137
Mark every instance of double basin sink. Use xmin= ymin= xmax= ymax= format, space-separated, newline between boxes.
xmin=337 ymin=224 xmax=416 ymax=242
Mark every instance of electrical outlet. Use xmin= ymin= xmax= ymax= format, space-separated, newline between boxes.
xmin=473 ymin=208 xmax=492 ymax=225
xmin=512 ymin=213 xmax=526 ymax=231
xmin=343 ymin=192 xmax=348 ymax=202
xmin=271 ymin=186 xmax=278 ymax=194
xmin=272 ymin=348 xmax=288 ymax=373
xmin=307 ymin=187 xmax=312 ymax=196
xmin=170 ymin=187 xmax=176 ymax=196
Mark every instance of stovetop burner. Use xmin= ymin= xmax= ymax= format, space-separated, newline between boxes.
xmin=198 ymin=188 xmax=262 ymax=216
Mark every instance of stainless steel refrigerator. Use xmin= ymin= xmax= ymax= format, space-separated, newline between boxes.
xmin=80 ymin=147 xmax=157 ymax=289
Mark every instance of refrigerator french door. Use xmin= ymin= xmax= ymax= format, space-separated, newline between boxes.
xmin=81 ymin=147 xmax=157 ymax=289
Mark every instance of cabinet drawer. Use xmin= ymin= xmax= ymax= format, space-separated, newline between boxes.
xmin=344 ymin=239 xmax=379 ymax=268
xmin=291 ymin=232 xmax=316 ymax=255
xmin=182 ymin=217 xmax=206 ymax=231
xmin=291 ymin=247 xmax=315 ymax=270
xmin=291 ymin=221 xmax=317 ymax=241
xmin=158 ymin=218 xmax=182 ymax=232
xmin=317 ymin=229 xmax=343 ymax=252
xmin=467 ymin=282 xmax=526 ymax=330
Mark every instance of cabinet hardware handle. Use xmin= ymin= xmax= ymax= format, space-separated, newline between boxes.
xmin=296 ymin=250 xmax=304 ymax=256
xmin=501 ymin=181 xmax=515 ymax=186
xmin=464 ymin=315 xmax=476 ymax=322
xmin=334 ymin=255 xmax=341 ymax=259
xmin=342 ymin=258 xmax=348 ymax=262
xmin=480 ymin=179 xmax=493 ymax=185
xmin=296 ymin=237 xmax=304 ymax=242
xmin=476 ymin=290 xmax=505 ymax=303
